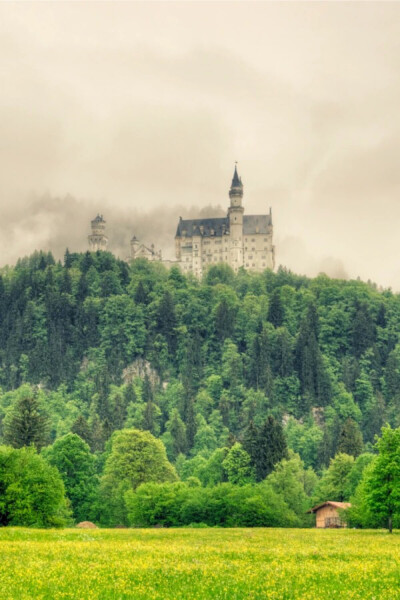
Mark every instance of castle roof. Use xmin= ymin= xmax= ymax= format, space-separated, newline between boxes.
xmin=176 ymin=217 xmax=229 ymax=238
xmin=175 ymin=213 xmax=272 ymax=239
xmin=133 ymin=242 xmax=158 ymax=257
xmin=243 ymin=214 xmax=272 ymax=234
xmin=92 ymin=214 xmax=105 ymax=224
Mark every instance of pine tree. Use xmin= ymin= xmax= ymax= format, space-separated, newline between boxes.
xmin=134 ymin=281 xmax=148 ymax=305
xmin=123 ymin=383 xmax=137 ymax=405
xmin=214 ymin=298 xmax=235 ymax=341
xmin=90 ymin=414 xmax=106 ymax=452
xmin=185 ymin=397 xmax=197 ymax=450
xmin=167 ymin=408 xmax=187 ymax=459
xmin=256 ymin=416 xmax=288 ymax=481
xmin=352 ymin=302 xmax=376 ymax=358
xmin=338 ymin=418 xmax=364 ymax=457
xmin=156 ymin=291 xmax=178 ymax=355
xmin=64 ymin=248 xmax=72 ymax=268
xmin=267 ymin=288 xmax=284 ymax=328
xmin=294 ymin=302 xmax=330 ymax=408
xmin=142 ymin=375 xmax=159 ymax=435
xmin=71 ymin=415 xmax=92 ymax=448
xmin=3 ymin=394 xmax=50 ymax=451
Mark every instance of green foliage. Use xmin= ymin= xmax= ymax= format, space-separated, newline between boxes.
xmin=126 ymin=481 xmax=299 ymax=528
xmin=243 ymin=416 xmax=288 ymax=481
xmin=3 ymin=387 xmax=50 ymax=451
xmin=222 ymin=443 xmax=254 ymax=485
xmin=42 ymin=433 xmax=98 ymax=523
xmin=0 ymin=446 xmax=68 ymax=527
xmin=1 ymin=250 xmax=400 ymax=526
xmin=99 ymin=429 xmax=178 ymax=526
xmin=315 ymin=453 xmax=355 ymax=502
xmin=363 ymin=425 xmax=400 ymax=532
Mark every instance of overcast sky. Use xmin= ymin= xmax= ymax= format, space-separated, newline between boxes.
xmin=1 ymin=2 xmax=400 ymax=287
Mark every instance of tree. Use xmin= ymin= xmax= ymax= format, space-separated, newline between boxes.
xmin=243 ymin=417 xmax=288 ymax=481
xmin=155 ymin=290 xmax=178 ymax=355
xmin=222 ymin=443 xmax=254 ymax=485
xmin=71 ymin=415 xmax=92 ymax=448
xmin=99 ymin=429 xmax=178 ymax=526
xmin=0 ymin=446 xmax=68 ymax=527
xmin=3 ymin=390 xmax=50 ymax=451
xmin=337 ymin=418 xmax=363 ymax=457
xmin=242 ymin=421 xmax=260 ymax=467
xmin=266 ymin=453 xmax=315 ymax=524
xmin=267 ymin=288 xmax=284 ymax=327
xmin=166 ymin=408 xmax=187 ymax=460
xmin=256 ymin=416 xmax=288 ymax=481
xmin=42 ymin=433 xmax=98 ymax=523
xmin=315 ymin=453 xmax=354 ymax=502
xmin=294 ymin=303 xmax=330 ymax=409
xmin=141 ymin=375 xmax=160 ymax=436
xmin=365 ymin=426 xmax=400 ymax=532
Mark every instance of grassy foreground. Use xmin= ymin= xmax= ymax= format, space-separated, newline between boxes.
xmin=0 ymin=528 xmax=400 ymax=599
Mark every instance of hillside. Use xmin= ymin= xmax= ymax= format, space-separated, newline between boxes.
xmin=0 ymin=250 xmax=397 ymax=472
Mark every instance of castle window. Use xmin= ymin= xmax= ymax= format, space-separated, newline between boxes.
xmin=264 ymin=238 xmax=268 ymax=241
xmin=252 ymin=247 xmax=255 ymax=251
xmin=251 ymin=238 xmax=255 ymax=242
xmin=249 ymin=255 xmax=253 ymax=259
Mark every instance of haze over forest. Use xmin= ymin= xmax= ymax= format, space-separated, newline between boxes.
xmin=1 ymin=3 xmax=400 ymax=287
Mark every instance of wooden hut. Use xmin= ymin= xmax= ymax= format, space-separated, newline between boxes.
xmin=307 ymin=501 xmax=351 ymax=528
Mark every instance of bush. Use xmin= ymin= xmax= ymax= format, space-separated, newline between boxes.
xmin=0 ymin=445 xmax=69 ymax=527
xmin=125 ymin=481 xmax=299 ymax=528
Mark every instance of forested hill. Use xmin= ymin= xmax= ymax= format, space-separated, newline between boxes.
xmin=0 ymin=249 xmax=398 ymax=471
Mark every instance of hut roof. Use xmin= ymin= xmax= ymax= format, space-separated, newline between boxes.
xmin=307 ymin=501 xmax=351 ymax=514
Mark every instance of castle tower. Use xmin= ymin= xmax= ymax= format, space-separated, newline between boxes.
xmin=88 ymin=214 xmax=108 ymax=252
xmin=130 ymin=235 xmax=140 ymax=258
xmin=227 ymin=164 xmax=244 ymax=271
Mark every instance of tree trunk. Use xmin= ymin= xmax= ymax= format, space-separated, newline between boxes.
xmin=388 ymin=515 xmax=393 ymax=533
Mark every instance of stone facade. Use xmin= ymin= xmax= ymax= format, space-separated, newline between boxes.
xmin=175 ymin=166 xmax=275 ymax=278
xmin=130 ymin=236 xmax=162 ymax=262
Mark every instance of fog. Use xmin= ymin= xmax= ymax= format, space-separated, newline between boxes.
xmin=1 ymin=2 xmax=400 ymax=287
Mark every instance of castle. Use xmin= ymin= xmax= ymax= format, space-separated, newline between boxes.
xmin=88 ymin=166 xmax=275 ymax=276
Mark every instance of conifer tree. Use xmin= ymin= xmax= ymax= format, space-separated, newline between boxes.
xmin=267 ymin=288 xmax=284 ymax=328
xmin=338 ymin=418 xmax=364 ymax=457
xmin=185 ymin=397 xmax=197 ymax=450
xmin=3 ymin=394 xmax=50 ymax=451
xmin=256 ymin=416 xmax=288 ymax=481
xmin=134 ymin=281 xmax=148 ymax=305
xmin=166 ymin=408 xmax=187 ymax=459
xmin=71 ymin=415 xmax=92 ymax=448
xmin=242 ymin=420 xmax=259 ymax=467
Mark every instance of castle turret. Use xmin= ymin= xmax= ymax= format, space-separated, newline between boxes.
xmin=130 ymin=235 xmax=140 ymax=258
xmin=228 ymin=164 xmax=244 ymax=271
xmin=88 ymin=214 xmax=108 ymax=252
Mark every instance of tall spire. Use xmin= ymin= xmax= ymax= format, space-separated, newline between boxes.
xmin=229 ymin=163 xmax=243 ymax=203
xmin=231 ymin=163 xmax=242 ymax=188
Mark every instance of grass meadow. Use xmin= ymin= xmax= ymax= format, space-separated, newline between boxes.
xmin=0 ymin=528 xmax=399 ymax=599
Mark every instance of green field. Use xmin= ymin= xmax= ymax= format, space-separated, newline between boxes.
xmin=0 ymin=528 xmax=399 ymax=599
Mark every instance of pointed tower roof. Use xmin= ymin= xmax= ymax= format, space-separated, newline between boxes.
xmin=231 ymin=164 xmax=242 ymax=187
